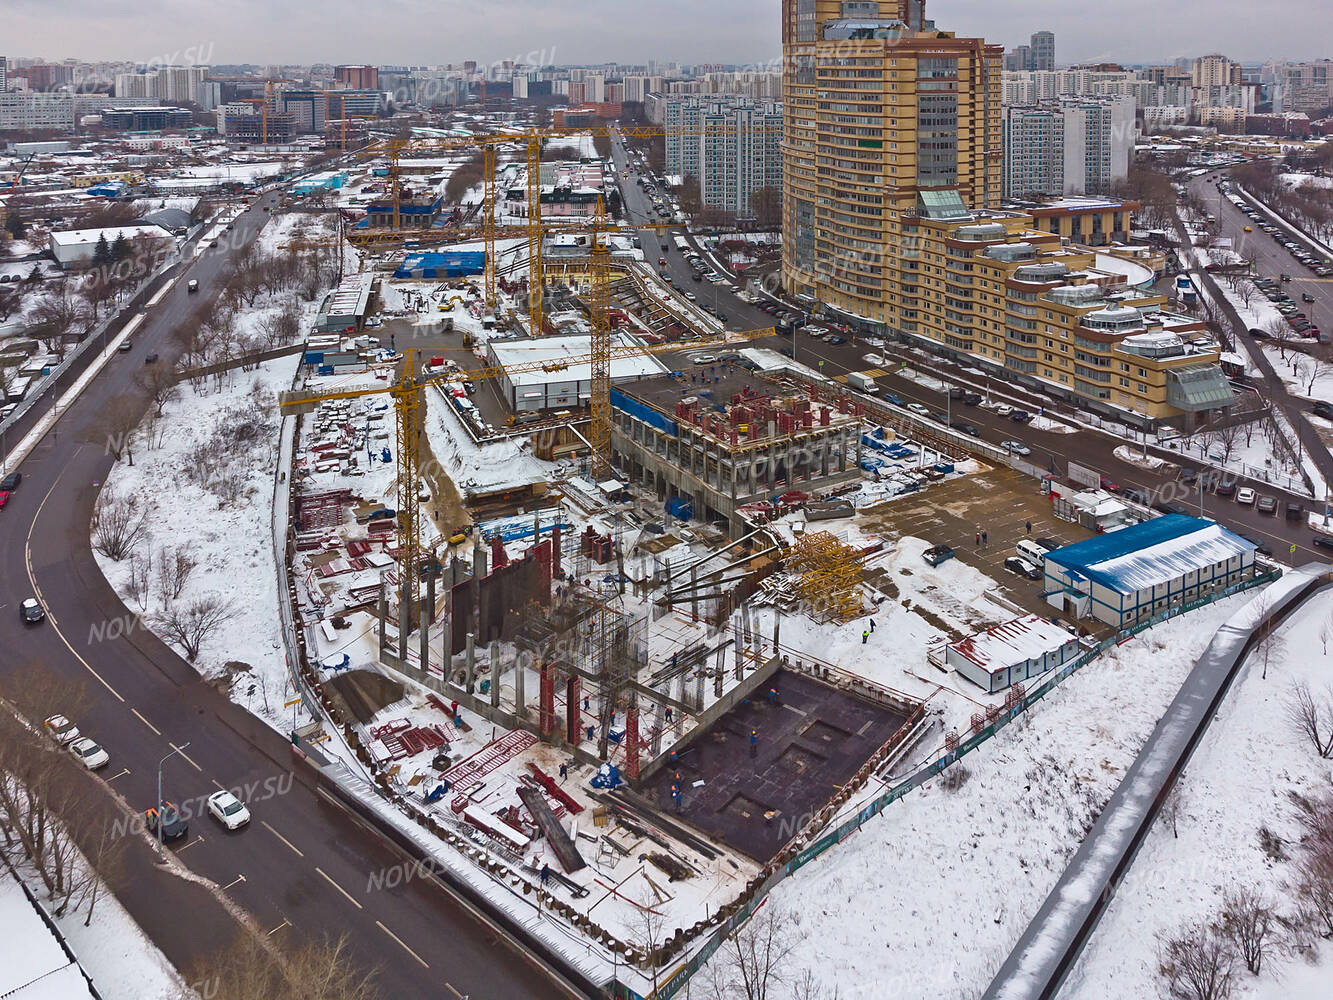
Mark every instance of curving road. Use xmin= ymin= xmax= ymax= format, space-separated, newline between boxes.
xmin=2 ymin=194 xmax=574 ymax=1000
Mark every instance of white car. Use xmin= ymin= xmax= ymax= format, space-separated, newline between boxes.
xmin=691 ymin=354 xmax=718 ymax=365
xmin=1236 ymin=487 xmax=1256 ymax=506
xmin=1002 ymin=440 xmax=1032 ymax=456
xmin=907 ymin=403 xmax=930 ymax=416
xmin=69 ymin=737 xmax=109 ymax=770
xmin=207 ymin=790 xmax=251 ymax=830
xmin=863 ymin=354 xmax=886 ymax=366
xmin=865 ymin=337 xmax=886 ymax=348
xmin=995 ymin=404 xmax=1014 ymax=417
xmin=44 ymin=714 xmax=80 ymax=746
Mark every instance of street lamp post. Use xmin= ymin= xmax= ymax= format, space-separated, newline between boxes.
xmin=156 ymin=742 xmax=190 ymax=858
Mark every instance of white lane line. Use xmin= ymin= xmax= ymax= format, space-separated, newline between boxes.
xmin=23 ymin=466 xmax=125 ymax=701
xmin=315 ymin=867 xmax=362 ymax=909
xmin=377 ymin=920 xmax=430 ymax=969
xmin=131 ymin=709 xmax=161 ymax=735
xmin=261 ymin=821 xmax=304 ymax=858
xmin=170 ymin=741 xmax=202 ymax=772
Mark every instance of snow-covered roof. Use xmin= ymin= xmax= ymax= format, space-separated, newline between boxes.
xmin=949 ymin=615 xmax=1075 ymax=675
xmin=490 ymin=333 xmax=669 ymax=387
xmin=49 ymin=224 xmax=170 ymax=248
xmin=0 ymin=869 xmax=95 ymax=998
xmin=1045 ymin=515 xmax=1256 ymax=595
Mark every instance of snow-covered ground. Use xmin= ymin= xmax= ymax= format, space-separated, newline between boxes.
xmin=702 ymin=593 xmax=1250 ymax=1000
xmin=95 ymin=355 xmax=302 ymax=730
xmin=1066 ymin=587 xmax=1333 ymax=999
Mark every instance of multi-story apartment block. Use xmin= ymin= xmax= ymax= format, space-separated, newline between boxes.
xmin=0 ymin=56 xmax=7 ymax=93
xmin=1191 ymin=54 xmax=1241 ymax=88
xmin=1276 ymin=60 xmax=1333 ymax=114
xmin=782 ymin=0 xmax=1003 ymax=323
xmin=0 ymin=92 xmax=153 ymax=131
xmin=334 ymin=65 xmax=379 ymax=90
xmin=277 ymin=90 xmax=329 ymax=133
xmin=1003 ymin=96 xmax=1133 ymax=198
xmin=893 ymin=210 xmax=1229 ymax=426
xmin=1030 ymin=31 xmax=1056 ymax=72
xmin=664 ymin=96 xmax=782 ymax=217
xmin=1199 ymin=106 xmax=1248 ymax=132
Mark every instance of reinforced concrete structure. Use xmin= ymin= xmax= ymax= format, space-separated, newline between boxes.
xmin=610 ymin=376 xmax=864 ymax=535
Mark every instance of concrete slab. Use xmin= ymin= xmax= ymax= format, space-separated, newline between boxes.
xmin=642 ymin=668 xmax=910 ymax=862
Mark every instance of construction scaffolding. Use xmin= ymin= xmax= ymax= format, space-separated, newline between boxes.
xmin=785 ymin=532 xmax=864 ymax=625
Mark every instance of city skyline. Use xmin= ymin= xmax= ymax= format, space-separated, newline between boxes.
xmin=5 ymin=0 xmax=1333 ymax=69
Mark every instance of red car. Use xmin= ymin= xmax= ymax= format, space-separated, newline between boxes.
xmin=1099 ymin=476 xmax=1120 ymax=493
xmin=0 ymin=491 xmax=10 ymax=509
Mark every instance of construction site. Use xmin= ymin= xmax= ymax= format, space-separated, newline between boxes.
xmin=269 ymin=121 xmax=1027 ymax=992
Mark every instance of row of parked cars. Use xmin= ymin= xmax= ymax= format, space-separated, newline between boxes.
xmin=1233 ymin=197 xmax=1333 ymax=278
xmin=1252 ymin=276 xmax=1321 ymax=340
xmin=44 ymin=712 xmax=251 ymax=836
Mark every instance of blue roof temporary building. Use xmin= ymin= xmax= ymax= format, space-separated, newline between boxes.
xmin=393 ymin=251 xmax=486 ymax=279
xmin=1044 ymin=514 xmax=1256 ymax=596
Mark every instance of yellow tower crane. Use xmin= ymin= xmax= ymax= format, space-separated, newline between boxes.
xmin=279 ymin=330 xmax=776 ymax=644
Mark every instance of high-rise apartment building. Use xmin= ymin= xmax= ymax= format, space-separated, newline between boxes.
xmin=0 ymin=56 xmax=7 ymax=93
xmin=1030 ymin=31 xmax=1056 ymax=72
xmin=334 ymin=65 xmax=379 ymax=90
xmin=664 ymin=96 xmax=782 ymax=217
xmin=1003 ymin=97 xmax=1133 ymax=199
xmin=1191 ymin=54 xmax=1241 ymax=88
xmin=1276 ymin=60 xmax=1333 ymax=114
xmin=781 ymin=0 xmax=1003 ymax=324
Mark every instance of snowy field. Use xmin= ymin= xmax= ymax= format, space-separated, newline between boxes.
xmin=95 ymin=355 xmax=302 ymax=730
xmin=1067 ymin=586 xmax=1333 ymax=999
xmin=700 ymin=594 xmax=1250 ymax=1000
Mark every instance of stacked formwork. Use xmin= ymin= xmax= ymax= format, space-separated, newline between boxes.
xmin=786 ymin=531 xmax=864 ymax=624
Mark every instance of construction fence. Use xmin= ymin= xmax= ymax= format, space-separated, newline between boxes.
xmin=626 ymin=565 xmax=1282 ymax=1000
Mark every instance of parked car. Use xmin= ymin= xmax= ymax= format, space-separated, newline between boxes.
xmin=1004 ymin=556 xmax=1042 ymax=580
xmin=1286 ymin=502 xmax=1304 ymax=521
xmin=995 ymin=404 xmax=1013 ymax=418
xmin=1313 ymin=401 xmax=1333 ymax=420
xmin=1010 ymin=410 xmax=1032 ymax=423
xmin=962 ymin=392 xmax=982 ymax=406
xmin=69 ymin=737 xmax=109 ymax=770
xmin=1313 ymin=536 xmax=1333 ymax=553
xmin=1002 ymin=440 xmax=1031 ymax=456
xmin=1214 ymin=481 xmax=1236 ymax=499
xmin=826 ymin=336 xmax=847 ymax=345
xmin=923 ymin=544 xmax=955 ymax=567
xmin=907 ymin=402 xmax=930 ymax=416
xmin=0 ymin=490 xmax=9 ymax=509
xmin=951 ymin=422 xmax=981 ymax=437
xmin=20 ymin=598 xmax=45 ymax=624
xmin=118 ymin=339 xmax=133 ymax=353
xmin=884 ymin=392 xmax=906 ymax=406
xmin=1099 ymin=476 xmax=1120 ymax=493
xmin=1236 ymin=487 xmax=1256 ymax=505
xmin=0 ymin=471 xmax=20 ymax=492
xmin=1257 ymin=496 xmax=1278 ymax=515
xmin=207 ymin=790 xmax=251 ymax=830
xmin=145 ymin=802 xmax=189 ymax=841
xmin=43 ymin=714 xmax=79 ymax=745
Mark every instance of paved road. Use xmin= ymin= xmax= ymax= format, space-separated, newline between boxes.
xmin=608 ymin=149 xmax=1330 ymax=562
xmin=2 ymin=194 xmax=573 ymax=999
xmin=1185 ymin=170 xmax=1333 ymax=491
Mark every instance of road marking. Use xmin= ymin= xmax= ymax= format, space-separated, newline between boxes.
xmin=261 ymin=821 xmax=304 ymax=858
xmin=23 ymin=474 xmax=125 ymax=702
xmin=444 ymin=984 xmax=464 ymax=999
xmin=220 ymin=873 xmax=245 ymax=890
xmin=170 ymin=742 xmax=202 ymax=772
xmin=132 ymin=709 xmax=161 ymax=735
xmin=267 ymin=918 xmax=291 ymax=936
xmin=377 ymin=920 xmax=430 ymax=969
xmin=315 ymin=867 xmax=362 ymax=909
xmin=178 ymin=836 xmax=205 ymax=853
xmin=211 ymin=779 xmax=225 ymax=791
xmin=105 ymin=768 xmax=130 ymax=782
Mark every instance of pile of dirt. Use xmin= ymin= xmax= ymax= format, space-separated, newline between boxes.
xmin=326 ymin=669 xmax=405 ymax=724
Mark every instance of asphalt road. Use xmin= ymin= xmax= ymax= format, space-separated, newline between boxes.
xmin=2 ymin=194 xmax=571 ymax=1000
xmin=609 ymin=145 xmax=1331 ymax=562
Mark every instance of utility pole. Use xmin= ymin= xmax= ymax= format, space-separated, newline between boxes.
xmin=156 ymin=742 xmax=190 ymax=858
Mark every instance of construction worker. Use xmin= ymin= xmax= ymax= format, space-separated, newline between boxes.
xmin=559 ymin=762 xmax=568 ymax=781
xmin=862 ymin=629 xmax=869 ymax=645
xmin=750 ymin=729 xmax=758 ymax=757
xmin=868 ymin=618 xmax=876 ymax=633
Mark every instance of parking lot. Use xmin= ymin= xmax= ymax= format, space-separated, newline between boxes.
xmin=857 ymin=466 xmax=1106 ymax=638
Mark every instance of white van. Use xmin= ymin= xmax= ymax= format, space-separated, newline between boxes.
xmin=847 ymin=372 xmax=878 ymax=395
xmin=1016 ymin=539 xmax=1051 ymax=566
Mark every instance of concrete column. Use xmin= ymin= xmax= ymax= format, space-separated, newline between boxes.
xmin=733 ymin=613 xmax=744 ymax=680
xmin=397 ymin=588 xmax=409 ymax=662
xmin=426 ymin=569 xmax=436 ymax=625
xmin=534 ymin=509 xmax=541 ymax=545
xmin=465 ymin=632 xmax=476 ymax=693
xmin=773 ymin=610 xmax=781 ymax=659
xmin=377 ymin=576 xmax=387 ymax=652
xmin=714 ymin=646 xmax=725 ymax=698
xmin=489 ymin=640 xmax=501 ymax=708
xmin=664 ymin=558 xmax=673 ymax=608
xmin=515 ymin=652 xmax=526 ymax=714
xmin=419 ymin=612 xmax=430 ymax=675
xmin=690 ymin=565 xmax=699 ymax=620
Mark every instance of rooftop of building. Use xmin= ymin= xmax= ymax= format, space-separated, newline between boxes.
xmin=1044 ymin=514 xmax=1255 ymax=595
xmin=489 ymin=332 xmax=670 ymax=387
xmin=949 ymin=615 xmax=1076 ymax=674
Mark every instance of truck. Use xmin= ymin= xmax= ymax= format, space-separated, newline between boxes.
xmin=847 ymin=372 xmax=878 ymax=395
xmin=1175 ymin=274 xmax=1198 ymax=306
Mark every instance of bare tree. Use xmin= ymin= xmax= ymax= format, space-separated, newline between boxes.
xmin=156 ymin=543 xmax=197 ymax=604
xmin=90 ymin=489 xmax=150 ymax=561
xmin=1303 ymin=356 xmax=1333 ymax=397
xmin=0 ymin=284 xmax=20 ymax=323
xmin=1265 ymin=316 xmax=1295 ymax=360
xmin=706 ymin=906 xmax=796 ymax=1000
xmin=1217 ymin=887 xmax=1277 ymax=975
xmin=134 ymin=361 xmax=180 ymax=417
xmin=180 ymin=931 xmax=381 ymax=1000
xmin=1294 ymin=839 xmax=1333 ymax=937
xmin=152 ymin=594 xmax=234 ymax=661
xmin=1158 ymin=921 xmax=1236 ymax=1000
xmin=1212 ymin=422 xmax=1243 ymax=468
xmin=126 ymin=548 xmax=153 ymax=611
xmin=1286 ymin=681 xmax=1333 ymax=758
xmin=30 ymin=289 xmax=83 ymax=359
xmin=96 ymin=392 xmax=144 ymax=464
xmin=1249 ymin=592 xmax=1286 ymax=681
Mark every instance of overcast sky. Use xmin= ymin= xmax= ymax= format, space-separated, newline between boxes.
xmin=8 ymin=0 xmax=1331 ymax=68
